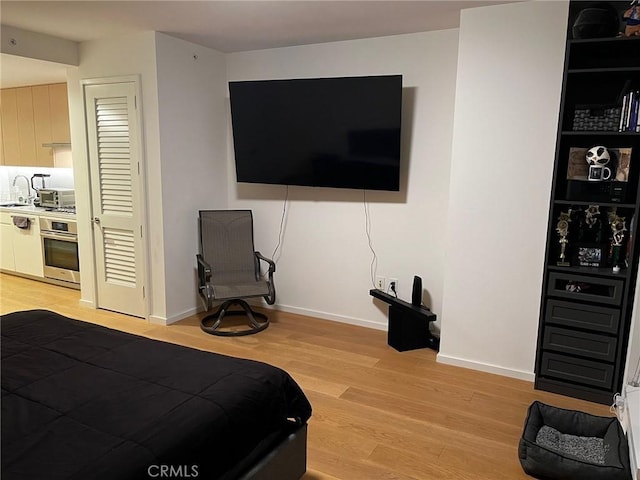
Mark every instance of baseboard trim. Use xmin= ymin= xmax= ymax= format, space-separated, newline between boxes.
xmin=79 ymin=299 xmax=95 ymax=308
xmin=436 ymin=353 xmax=535 ymax=382
xmin=151 ymin=305 xmax=203 ymax=326
xmin=268 ymin=303 xmax=387 ymax=331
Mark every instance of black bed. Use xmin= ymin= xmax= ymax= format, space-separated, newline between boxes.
xmin=1 ymin=309 xmax=312 ymax=480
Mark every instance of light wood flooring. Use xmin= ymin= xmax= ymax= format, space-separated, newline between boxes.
xmin=0 ymin=273 xmax=612 ymax=479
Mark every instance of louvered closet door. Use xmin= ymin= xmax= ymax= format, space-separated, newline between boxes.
xmin=85 ymin=82 xmax=145 ymax=318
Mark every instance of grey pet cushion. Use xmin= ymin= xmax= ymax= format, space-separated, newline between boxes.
xmin=519 ymin=401 xmax=631 ymax=480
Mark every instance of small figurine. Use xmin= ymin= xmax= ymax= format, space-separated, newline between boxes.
xmin=623 ymin=1 xmax=640 ymax=36
xmin=584 ymin=205 xmax=600 ymax=229
xmin=556 ymin=211 xmax=572 ymax=267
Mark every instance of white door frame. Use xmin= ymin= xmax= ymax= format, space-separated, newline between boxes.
xmin=81 ymin=75 xmax=149 ymax=319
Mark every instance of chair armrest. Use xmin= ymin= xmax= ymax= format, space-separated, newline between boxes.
xmin=255 ymin=251 xmax=276 ymax=274
xmin=255 ymin=251 xmax=276 ymax=305
xmin=196 ymin=254 xmax=211 ymax=284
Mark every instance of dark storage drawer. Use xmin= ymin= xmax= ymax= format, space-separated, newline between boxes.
xmin=545 ymin=299 xmax=620 ymax=334
xmin=539 ymin=352 xmax=614 ymax=390
xmin=543 ymin=326 xmax=617 ymax=362
xmin=547 ymin=272 xmax=624 ymax=306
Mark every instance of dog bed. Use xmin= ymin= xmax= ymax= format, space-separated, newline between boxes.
xmin=519 ymin=401 xmax=631 ymax=480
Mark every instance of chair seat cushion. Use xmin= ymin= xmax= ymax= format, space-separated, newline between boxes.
xmin=212 ymin=281 xmax=270 ymax=300
xmin=519 ymin=401 xmax=631 ymax=480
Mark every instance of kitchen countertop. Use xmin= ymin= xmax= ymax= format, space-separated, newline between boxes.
xmin=0 ymin=204 xmax=76 ymax=220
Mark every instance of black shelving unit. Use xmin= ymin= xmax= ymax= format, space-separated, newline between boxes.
xmin=534 ymin=1 xmax=640 ymax=405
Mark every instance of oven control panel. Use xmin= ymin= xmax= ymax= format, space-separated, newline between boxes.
xmin=39 ymin=217 xmax=78 ymax=235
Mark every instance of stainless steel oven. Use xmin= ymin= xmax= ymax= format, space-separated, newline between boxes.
xmin=40 ymin=217 xmax=80 ymax=285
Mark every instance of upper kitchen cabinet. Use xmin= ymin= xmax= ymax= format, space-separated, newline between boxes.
xmin=49 ymin=83 xmax=71 ymax=144
xmin=1 ymin=89 xmax=21 ymax=165
xmin=0 ymin=83 xmax=71 ymax=167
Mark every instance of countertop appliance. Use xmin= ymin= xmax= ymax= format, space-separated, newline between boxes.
xmin=40 ymin=217 xmax=80 ymax=285
xmin=30 ymin=173 xmax=50 ymax=200
xmin=38 ymin=188 xmax=75 ymax=209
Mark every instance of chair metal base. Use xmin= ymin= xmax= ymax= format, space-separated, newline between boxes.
xmin=200 ymin=299 xmax=269 ymax=336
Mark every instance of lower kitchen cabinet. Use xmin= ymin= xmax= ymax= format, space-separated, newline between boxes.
xmin=11 ymin=213 xmax=43 ymax=277
xmin=0 ymin=211 xmax=43 ymax=278
xmin=0 ymin=213 xmax=15 ymax=271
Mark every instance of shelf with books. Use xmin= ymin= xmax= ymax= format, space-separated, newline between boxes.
xmin=562 ymin=73 xmax=640 ymax=133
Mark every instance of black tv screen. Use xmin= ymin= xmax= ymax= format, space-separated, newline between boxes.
xmin=229 ymin=75 xmax=402 ymax=191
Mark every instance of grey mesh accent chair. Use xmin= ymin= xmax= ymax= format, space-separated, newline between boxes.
xmin=196 ymin=210 xmax=276 ymax=336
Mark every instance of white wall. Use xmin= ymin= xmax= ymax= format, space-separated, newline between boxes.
xmin=154 ymin=33 xmax=228 ymax=323
xmin=438 ymin=1 xmax=569 ymax=380
xmin=226 ymin=30 xmax=459 ymax=329
xmin=66 ymin=32 xmax=164 ymax=316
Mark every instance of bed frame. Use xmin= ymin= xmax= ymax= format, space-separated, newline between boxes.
xmin=238 ymin=424 xmax=308 ymax=480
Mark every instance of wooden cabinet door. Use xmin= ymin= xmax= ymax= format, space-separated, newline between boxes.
xmin=0 ymin=213 xmax=16 ymax=271
xmin=1 ymin=89 xmax=20 ymax=165
xmin=1 ymin=83 xmax=70 ymax=167
xmin=12 ymin=214 xmax=43 ymax=277
xmin=49 ymin=83 xmax=71 ymax=143
xmin=16 ymin=87 xmax=37 ymax=166
xmin=32 ymin=85 xmax=54 ymax=167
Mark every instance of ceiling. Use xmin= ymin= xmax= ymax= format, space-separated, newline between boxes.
xmin=0 ymin=0 xmax=521 ymax=88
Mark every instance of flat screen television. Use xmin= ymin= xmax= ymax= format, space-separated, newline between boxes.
xmin=228 ymin=75 xmax=402 ymax=191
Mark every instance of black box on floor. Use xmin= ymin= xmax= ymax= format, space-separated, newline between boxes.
xmin=388 ymin=304 xmax=437 ymax=352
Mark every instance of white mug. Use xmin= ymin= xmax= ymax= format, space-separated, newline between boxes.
xmin=588 ymin=165 xmax=611 ymax=181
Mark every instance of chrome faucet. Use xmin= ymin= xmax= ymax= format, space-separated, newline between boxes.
xmin=12 ymin=175 xmax=32 ymax=203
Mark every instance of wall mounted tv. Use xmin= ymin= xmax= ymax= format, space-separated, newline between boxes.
xmin=228 ymin=75 xmax=403 ymax=191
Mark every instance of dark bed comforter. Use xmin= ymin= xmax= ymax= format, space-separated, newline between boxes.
xmin=1 ymin=309 xmax=312 ymax=480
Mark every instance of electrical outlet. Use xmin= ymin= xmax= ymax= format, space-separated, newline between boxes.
xmin=388 ymin=278 xmax=398 ymax=295
xmin=375 ymin=276 xmax=386 ymax=291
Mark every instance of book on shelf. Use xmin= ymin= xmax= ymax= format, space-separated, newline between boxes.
xmin=618 ymin=90 xmax=640 ymax=133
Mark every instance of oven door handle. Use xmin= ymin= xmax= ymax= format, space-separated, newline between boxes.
xmin=41 ymin=231 xmax=78 ymax=242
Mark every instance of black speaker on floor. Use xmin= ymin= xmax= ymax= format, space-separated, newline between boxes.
xmin=411 ymin=275 xmax=422 ymax=306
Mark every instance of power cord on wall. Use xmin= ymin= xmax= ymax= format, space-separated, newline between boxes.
xmin=389 ymin=280 xmax=398 ymax=298
xmin=363 ymin=189 xmax=378 ymax=289
xmin=266 ymin=185 xmax=289 ymax=278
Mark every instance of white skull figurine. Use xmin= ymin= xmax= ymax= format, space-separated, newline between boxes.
xmin=586 ymin=146 xmax=610 ymax=166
